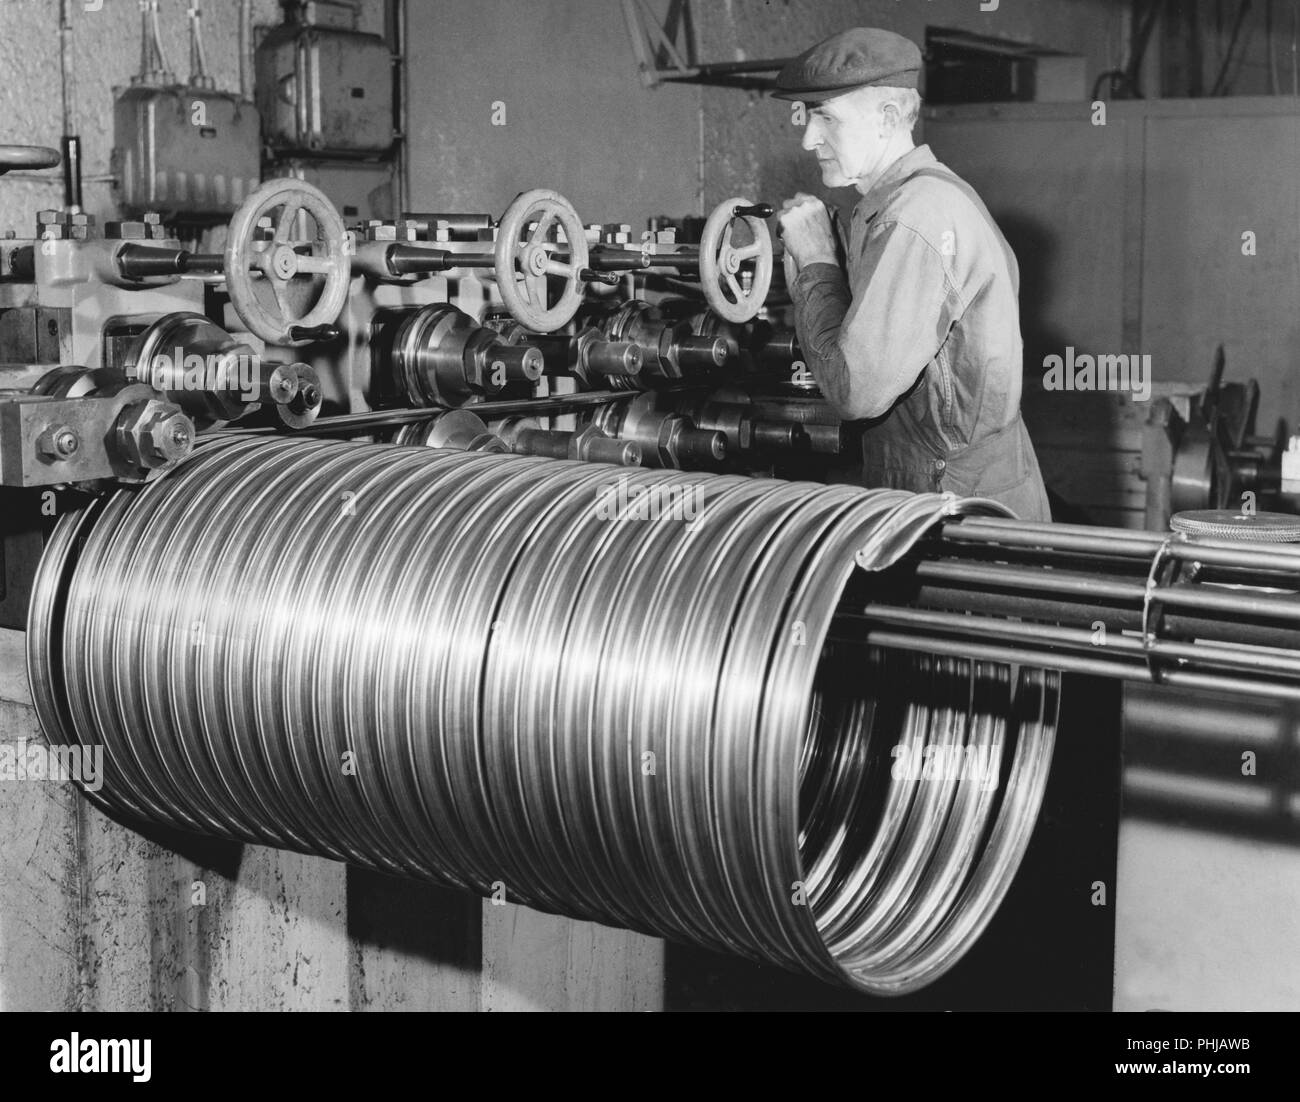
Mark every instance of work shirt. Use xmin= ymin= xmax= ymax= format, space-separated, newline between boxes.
xmin=790 ymin=144 xmax=1050 ymax=521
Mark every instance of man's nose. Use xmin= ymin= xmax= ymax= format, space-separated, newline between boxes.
xmin=800 ymin=120 xmax=820 ymax=152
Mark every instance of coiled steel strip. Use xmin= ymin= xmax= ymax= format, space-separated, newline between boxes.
xmin=29 ymin=436 xmax=1059 ymax=995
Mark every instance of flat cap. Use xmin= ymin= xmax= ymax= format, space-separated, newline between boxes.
xmin=771 ymin=27 xmax=921 ymax=102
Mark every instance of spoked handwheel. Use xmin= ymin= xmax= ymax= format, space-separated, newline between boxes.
xmin=223 ymin=179 xmax=351 ymax=347
xmin=493 ymin=189 xmax=588 ymax=333
xmin=699 ymin=197 xmax=774 ymax=324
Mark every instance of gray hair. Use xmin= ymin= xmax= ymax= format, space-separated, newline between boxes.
xmin=854 ymin=85 xmax=922 ymax=131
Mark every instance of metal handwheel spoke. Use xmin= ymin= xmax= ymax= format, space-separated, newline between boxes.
xmin=273 ymin=203 xmax=300 ymax=244
xmin=526 ymin=209 xmax=558 ymax=249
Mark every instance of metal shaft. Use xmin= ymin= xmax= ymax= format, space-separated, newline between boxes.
xmin=843 ymin=515 xmax=1300 ymax=700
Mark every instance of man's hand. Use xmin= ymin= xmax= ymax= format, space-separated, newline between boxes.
xmin=777 ymin=193 xmax=839 ymax=273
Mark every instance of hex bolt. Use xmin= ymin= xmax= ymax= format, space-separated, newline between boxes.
xmin=138 ymin=409 xmax=193 ymax=465
xmin=286 ymin=365 xmax=323 ymax=416
xmin=113 ymin=399 xmax=194 ymax=470
xmin=37 ymin=424 xmax=80 ymax=461
xmin=105 ymin=221 xmax=148 ymax=240
xmin=266 ymin=364 xmax=300 ymax=405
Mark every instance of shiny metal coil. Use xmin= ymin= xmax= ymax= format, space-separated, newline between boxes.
xmin=28 ymin=436 xmax=1059 ymax=996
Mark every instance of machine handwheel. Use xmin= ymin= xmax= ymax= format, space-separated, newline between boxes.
xmin=699 ymin=197 xmax=773 ymax=324
xmin=224 ymin=179 xmax=351 ymax=346
xmin=493 ymin=189 xmax=588 ymax=333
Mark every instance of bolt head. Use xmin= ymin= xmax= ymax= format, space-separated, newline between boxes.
xmin=525 ymin=246 xmax=549 ymax=276
xmin=37 ymin=423 xmax=80 ymax=461
xmin=271 ymin=244 xmax=299 ymax=279
xmin=267 ymin=365 xmax=299 ymax=404
xmin=105 ymin=221 xmax=148 ymax=240
xmin=146 ymin=411 xmax=193 ymax=463
xmin=115 ymin=399 xmax=193 ymax=469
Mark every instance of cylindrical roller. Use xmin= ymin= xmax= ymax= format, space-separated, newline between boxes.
xmin=494 ymin=418 xmax=641 ymax=467
xmin=671 ymin=424 xmax=727 ymax=466
xmin=401 ymin=212 xmax=493 ymax=234
xmin=584 ymin=340 xmax=643 ymax=377
xmin=672 ymin=334 xmax=729 ymax=370
xmin=482 ymin=343 xmax=543 ymax=384
xmin=509 ymin=426 xmax=571 ymax=460
xmin=393 ymin=409 xmax=508 ymax=453
xmin=385 ymin=243 xmax=455 ymax=276
xmin=595 ymin=300 xmax=729 ymax=381
xmin=388 ymin=304 xmax=541 ymax=406
xmin=27 ymin=437 xmax=1056 ymax=997
xmin=575 ymin=433 xmax=641 ymax=467
xmin=752 ymin=421 xmax=810 ymax=452
xmin=116 ymin=245 xmax=225 ymax=280
xmin=803 ymin=422 xmax=846 ymax=455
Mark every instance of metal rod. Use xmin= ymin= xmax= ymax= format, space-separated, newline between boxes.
xmin=913 ymin=559 xmax=1149 ymax=602
xmin=208 ymin=392 xmax=641 ymax=438
xmin=851 ymin=605 xmax=1300 ymax=679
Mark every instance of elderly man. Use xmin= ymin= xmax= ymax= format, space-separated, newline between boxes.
xmin=773 ymin=27 xmax=1050 ymax=521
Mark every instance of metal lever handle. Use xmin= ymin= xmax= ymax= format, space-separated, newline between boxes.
xmin=579 ymin=268 xmax=622 ymax=286
xmin=287 ymin=324 xmax=341 ymax=343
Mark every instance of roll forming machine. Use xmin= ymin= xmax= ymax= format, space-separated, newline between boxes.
xmin=4 ymin=146 xmax=1300 ymax=997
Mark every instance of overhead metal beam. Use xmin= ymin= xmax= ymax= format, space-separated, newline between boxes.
xmin=621 ymin=0 xmax=790 ymax=89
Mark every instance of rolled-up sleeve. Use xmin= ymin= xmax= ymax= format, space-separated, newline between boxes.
xmin=791 ymin=219 xmax=959 ymax=421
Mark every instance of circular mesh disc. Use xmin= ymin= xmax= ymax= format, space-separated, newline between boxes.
xmin=1171 ymin=509 xmax=1300 ymax=542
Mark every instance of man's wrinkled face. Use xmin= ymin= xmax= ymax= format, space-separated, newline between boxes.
xmin=801 ymin=89 xmax=889 ymax=188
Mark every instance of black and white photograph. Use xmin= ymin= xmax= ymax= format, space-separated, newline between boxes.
xmin=0 ymin=0 xmax=1293 ymax=1070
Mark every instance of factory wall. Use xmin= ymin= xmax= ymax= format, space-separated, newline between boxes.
xmin=0 ymin=0 xmax=1130 ymax=232
xmin=404 ymin=0 xmax=703 ymax=221
xmin=401 ymin=0 xmax=1129 ymax=223
xmin=1156 ymin=0 xmax=1300 ymax=98
xmin=693 ymin=0 xmax=1129 ymax=214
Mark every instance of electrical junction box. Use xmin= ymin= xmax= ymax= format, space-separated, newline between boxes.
xmin=268 ymin=158 xmax=394 ymax=222
xmin=256 ymin=12 xmax=395 ymax=158
xmin=113 ymin=85 xmax=262 ymax=219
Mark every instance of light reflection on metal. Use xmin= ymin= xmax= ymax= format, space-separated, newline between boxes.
xmin=28 ymin=437 xmax=1057 ymax=996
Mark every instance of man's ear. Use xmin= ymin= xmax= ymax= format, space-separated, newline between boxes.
xmin=881 ymin=100 xmax=901 ymax=131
